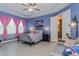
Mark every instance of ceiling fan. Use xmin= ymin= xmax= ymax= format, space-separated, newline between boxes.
xmin=22 ymin=3 xmax=40 ymax=12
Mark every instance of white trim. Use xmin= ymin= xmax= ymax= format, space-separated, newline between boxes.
xmin=1 ymin=39 xmax=17 ymax=44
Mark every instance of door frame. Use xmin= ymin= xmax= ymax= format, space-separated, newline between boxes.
xmin=50 ymin=9 xmax=71 ymax=42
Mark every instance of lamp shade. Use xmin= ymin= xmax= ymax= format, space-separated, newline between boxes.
xmin=70 ymin=21 xmax=77 ymax=28
xmin=44 ymin=27 xmax=49 ymax=31
xmin=29 ymin=27 xmax=34 ymax=31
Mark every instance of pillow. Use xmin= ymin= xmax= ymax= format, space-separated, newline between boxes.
xmin=31 ymin=30 xmax=37 ymax=34
xmin=35 ymin=30 xmax=43 ymax=34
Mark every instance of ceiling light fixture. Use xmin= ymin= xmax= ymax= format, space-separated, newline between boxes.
xmin=22 ymin=3 xmax=40 ymax=12
xmin=28 ymin=7 xmax=34 ymax=12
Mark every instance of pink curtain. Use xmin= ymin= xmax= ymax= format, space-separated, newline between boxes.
xmin=13 ymin=18 xmax=20 ymax=37
xmin=22 ymin=20 xmax=26 ymax=33
xmin=0 ymin=16 xmax=10 ymax=40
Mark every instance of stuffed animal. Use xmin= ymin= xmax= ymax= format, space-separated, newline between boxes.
xmin=62 ymin=48 xmax=73 ymax=56
xmin=62 ymin=45 xmax=79 ymax=56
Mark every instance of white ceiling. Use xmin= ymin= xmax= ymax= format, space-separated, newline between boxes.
xmin=0 ymin=3 xmax=71 ymax=18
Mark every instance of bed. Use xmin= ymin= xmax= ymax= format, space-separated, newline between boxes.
xmin=19 ymin=30 xmax=43 ymax=44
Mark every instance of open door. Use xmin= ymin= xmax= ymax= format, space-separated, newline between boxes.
xmin=50 ymin=16 xmax=58 ymax=42
xmin=62 ymin=9 xmax=71 ymax=40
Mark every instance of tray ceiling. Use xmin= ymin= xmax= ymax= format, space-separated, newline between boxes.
xmin=0 ymin=3 xmax=71 ymax=18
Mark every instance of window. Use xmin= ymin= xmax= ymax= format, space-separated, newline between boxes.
xmin=7 ymin=18 xmax=16 ymax=34
xmin=18 ymin=20 xmax=24 ymax=33
xmin=0 ymin=21 xmax=4 ymax=34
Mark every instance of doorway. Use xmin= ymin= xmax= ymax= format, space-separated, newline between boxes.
xmin=57 ymin=15 xmax=64 ymax=42
xmin=50 ymin=9 xmax=71 ymax=43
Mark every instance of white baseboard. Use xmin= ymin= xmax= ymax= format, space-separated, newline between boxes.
xmin=1 ymin=39 xmax=17 ymax=44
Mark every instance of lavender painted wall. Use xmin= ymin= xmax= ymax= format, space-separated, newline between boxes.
xmin=27 ymin=15 xmax=51 ymax=34
xmin=70 ymin=4 xmax=79 ymax=39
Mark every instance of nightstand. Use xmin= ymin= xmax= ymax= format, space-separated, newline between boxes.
xmin=43 ymin=34 xmax=50 ymax=41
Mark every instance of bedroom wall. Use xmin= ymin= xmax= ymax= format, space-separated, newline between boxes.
xmin=27 ymin=15 xmax=53 ymax=35
xmin=27 ymin=3 xmax=79 ymax=39
xmin=55 ymin=3 xmax=79 ymax=39
xmin=70 ymin=4 xmax=79 ymax=39
xmin=0 ymin=11 xmax=27 ymax=41
xmin=26 ymin=12 xmax=59 ymax=35
xmin=26 ymin=4 xmax=72 ymax=36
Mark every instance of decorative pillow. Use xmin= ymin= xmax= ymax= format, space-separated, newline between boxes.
xmin=35 ymin=30 xmax=43 ymax=34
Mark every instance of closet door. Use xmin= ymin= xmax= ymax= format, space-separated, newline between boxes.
xmin=62 ymin=9 xmax=71 ymax=40
xmin=50 ymin=16 xmax=58 ymax=42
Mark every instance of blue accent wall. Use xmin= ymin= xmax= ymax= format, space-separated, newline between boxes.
xmin=26 ymin=11 xmax=59 ymax=35
xmin=26 ymin=3 xmax=79 ymax=39
xmin=27 ymin=15 xmax=51 ymax=34
xmin=70 ymin=4 xmax=79 ymax=39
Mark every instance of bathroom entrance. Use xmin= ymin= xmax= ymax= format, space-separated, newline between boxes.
xmin=57 ymin=15 xmax=63 ymax=42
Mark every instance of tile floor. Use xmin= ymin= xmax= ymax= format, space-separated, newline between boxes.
xmin=0 ymin=41 xmax=64 ymax=56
